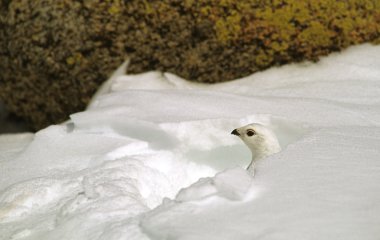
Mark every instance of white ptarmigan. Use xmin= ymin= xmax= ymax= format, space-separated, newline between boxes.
xmin=231 ymin=123 xmax=281 ymax=175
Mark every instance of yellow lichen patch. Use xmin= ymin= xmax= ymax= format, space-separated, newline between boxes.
xmin=214 ymin=10 xmax=242 ymax=43
xmin=106 ymin=0 xmax=123 ymax=15
xmin=255 ymin=48 xmax=274 ymax=67
xmin=298 ymin=21 xmax=333 ymax=47
xmin=108 ymin=5 xmax=120 ymax=15
xmin=66 ymin=53 xmax=83 ymax=66
xmin=142 ymin=0 xmax=154 ymax=15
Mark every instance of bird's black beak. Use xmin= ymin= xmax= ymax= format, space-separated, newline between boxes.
xmin=231 ymin=129 xmax=240 ymax=136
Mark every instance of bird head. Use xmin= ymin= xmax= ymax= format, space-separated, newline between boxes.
xmin=231 ymin=123 xmax=281 ymax=161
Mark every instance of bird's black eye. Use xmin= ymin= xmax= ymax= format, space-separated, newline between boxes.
xmin=247 ymin=129 xmax=256 ymax=137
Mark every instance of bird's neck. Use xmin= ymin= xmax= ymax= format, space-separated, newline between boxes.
xmin=251 ymin=149 xmax=272 ymax=162
xmin=247 ymin=150 xmax=274 ymax=174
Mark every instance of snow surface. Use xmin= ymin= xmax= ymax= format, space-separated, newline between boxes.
xmin=1 ymin=44 xmax=380 ymax=240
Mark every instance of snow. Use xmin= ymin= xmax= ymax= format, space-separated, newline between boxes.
xmin=1 ymin=44 xmax=380 ymax=239
xmin=175 ymin=167 xmax=253 ymax=202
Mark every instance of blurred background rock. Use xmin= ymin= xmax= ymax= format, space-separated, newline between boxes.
xmin=0 ymin=101 xmax=31 ymax=133
xmin=0 ymin=0 xmax=379 ymax=131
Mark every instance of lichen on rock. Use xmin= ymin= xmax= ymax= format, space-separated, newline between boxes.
xmin=0 ymin=0 xmax=379 ymax=130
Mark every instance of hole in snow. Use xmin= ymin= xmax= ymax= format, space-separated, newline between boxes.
xmin=136 ymin=116 xmax=311 ymax=207
xmin=270 ymin=117 xmax=310 ymax=149
xmin=182 ymin=116 xmax=309 ymax=173
xmin=185 ymin=145 xmax=250 ymax=172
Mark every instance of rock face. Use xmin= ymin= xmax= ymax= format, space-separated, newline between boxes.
xmin=0 ymin=1 xmax=128 ymax=130
xmin=0 ymin=0 xmax=379 ymax=130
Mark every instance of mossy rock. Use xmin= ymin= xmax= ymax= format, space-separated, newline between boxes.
xmin=0 ymin=0 xmax=379 ymax=130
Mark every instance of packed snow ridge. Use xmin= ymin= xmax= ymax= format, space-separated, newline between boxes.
xmin=1 ymin=44 xmax=380 ymax=240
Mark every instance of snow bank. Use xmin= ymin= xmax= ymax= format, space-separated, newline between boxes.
xmin=1 ymin=44 xmax=380 ymax=240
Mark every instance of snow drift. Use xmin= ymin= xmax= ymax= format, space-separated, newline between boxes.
xmin=1 ymin=44 xmax=380 ymax=240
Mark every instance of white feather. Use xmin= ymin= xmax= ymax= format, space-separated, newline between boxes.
xmin=232 ymin=123 xmax=281 ymax=175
